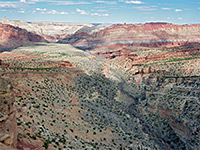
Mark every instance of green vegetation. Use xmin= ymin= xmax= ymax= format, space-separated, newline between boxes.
xmin=1 ymin=43 xmax=199 ymax=150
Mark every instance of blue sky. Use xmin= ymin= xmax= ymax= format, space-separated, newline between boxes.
xmin=0 ymin=0 xmax=199 ymax=24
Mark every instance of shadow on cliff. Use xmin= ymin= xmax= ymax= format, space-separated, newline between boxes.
xmin=0 ymin=43 xmax=49 ymax=53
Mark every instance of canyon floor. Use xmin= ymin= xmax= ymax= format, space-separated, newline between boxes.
xmin=0 ymin=41 xmax=199 ymax=150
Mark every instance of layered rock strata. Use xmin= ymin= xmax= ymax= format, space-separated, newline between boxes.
xmin=60 ymin=23 xmax=200 ymax=50
xmin=0 ymin=23 xmax=46 ymax=49
xmin=0 ymin=17 xmax=94 ymax=42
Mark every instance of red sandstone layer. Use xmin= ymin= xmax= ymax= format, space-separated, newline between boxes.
xmin=0 ymin=23 xmax=46 ymax=49
xmin=60 ymin=23 xmax=200 ymax=50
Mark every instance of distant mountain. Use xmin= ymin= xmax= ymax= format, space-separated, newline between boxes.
xmin=59 ymin=22 xmax=200 ymax=50
xmin=0 ymin=17 xmax=94 ymax=42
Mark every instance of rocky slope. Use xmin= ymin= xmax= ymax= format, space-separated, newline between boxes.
xmin=0 ymin=23 xmax=46 ymax=49
xmin=59 ymin=23 xmax=200 ymax=50
xmin=0 ymin=77 xmax=17 ymax=150
xmin=0 ymin=20 xmax=200 ymax=150
xmin=0 ymin=42 xmax=199 ymax=150
xmin=99 ymin=43 xmax=200 ymax=150
xmin=0 ymin=17 xmax=110 ymax=42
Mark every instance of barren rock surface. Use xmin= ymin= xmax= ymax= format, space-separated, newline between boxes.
xmin=0 ymin=77 xmax=17 ymax=149
xmin=0 ymin=23 xmax=45 ymax=49
xmin=0 ymin=21 xmax=199 ymax=150
xmin=60 ymin=23 xmax=200 ymax=50
xmin=0 ymin=17 xmax=110 ymax=42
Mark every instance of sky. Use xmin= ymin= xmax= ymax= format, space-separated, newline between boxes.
xmin=0 ymin=0 xmax=200 ymax=24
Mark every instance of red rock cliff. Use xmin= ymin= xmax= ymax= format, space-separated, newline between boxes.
xmin=60 ymin=23 xmax=200 ymax=50
xmin=0 ymin=23 xmax=46 ymax=49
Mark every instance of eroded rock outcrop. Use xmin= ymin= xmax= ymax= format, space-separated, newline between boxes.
xmin=0 ymin=23 xmax=46 ymax=49
xmin=130 ymin=77 xmax=200 ymax=150
xmin=0 ymin=77 xmax=16 ymax=149
xmin=0 ymin=17 xmax=96 ymax=42
xmin=60 ymin=23 xmax=200 ymax=50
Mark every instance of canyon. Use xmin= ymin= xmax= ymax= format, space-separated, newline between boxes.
xmin=0 ymin=19 xmax=199 ymax=150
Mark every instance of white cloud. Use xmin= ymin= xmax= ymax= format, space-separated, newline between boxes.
xmin=53 ymin=1 xmax=91 ymax=5
xmin=60 ymin=11 xmax=68 ymax=15
xmin=0 ymin=2 xmax=18 ymax=9
xmin=175 ymin=9 xmax=182 ymax=12
xmin=0 ymin=1 xmax=35 ymax=9
xmin=0 ymin=0 xmax=91 ymax=10
xmin=178 ymin=17 xmax=183 ymax=20
xmin=29 ymin=0 xmax=91 ymax=5
xmin=96 ymin=10 xmax=108 ymax=12
xmin=95 ymin=6 xmax=106 ymax=9
xmin=91 ymin=13 xmax=109 ymax=16
xmin=20 ymin=0 xmax=26 ymax=2
xmin=43 ymin=10 xmax=68 ymax=15
xmin=121 ymin=0 xmax=144 ymax=4
xmin=76 ymin=8 xmax=109 ymax=16
xmin=47 ymin=10 xmax=57 ymax=14
xmin=198 ymin=8 xmax=200 ymax=10
xmin=91 ymin=13 xmax=100 ymax=16
xmin=162 ymin=8 xmax=171 ymax=10
xmin=102 ymin=13 xmax=109 ymax=16
xmin=36 ymin=8 xmax=47 ymax=11
xmin=29 ymin=0 xmax=53 ymax=2
xmin=18 ymin=10 xmax=25 ymax=13
xmin=30 ymin=0 xmax=46 ymax=2
xmin=135 ymin=6 xmax=157 ymax=11
xmin=76 ymin=8 xmax=88 ymax=15
xmin=95 ymin=1 xmax=116 ymax=4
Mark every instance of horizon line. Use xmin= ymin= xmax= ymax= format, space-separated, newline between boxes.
xmin=1 ymin=17 xmax=200 ymax=25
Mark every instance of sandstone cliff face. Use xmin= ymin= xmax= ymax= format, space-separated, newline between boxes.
xmin=0 ymin=23 xmax=46 ymax=49
xmin=127 ymin=76 xmax=200 ymax=150
xmin=0 ymin=77 xmax=16 ymax=149
xmin=0 ymin=18 xmax=112 ymax=42
xmin=60 ymin=23 xmax=200 ymax=50
xmin=97 ymin=40 xmax=200 ymax=149
xmin=0 ymin=17 xmax=95 ymax=42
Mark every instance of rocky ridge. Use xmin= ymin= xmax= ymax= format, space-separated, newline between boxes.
xmin=0 ymin=23 xmax=45 ymax=49
xmin=59 ymin=22 xmax=200 ymax=50
xmin=0 ymin=17 xmax=110 ymax=42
